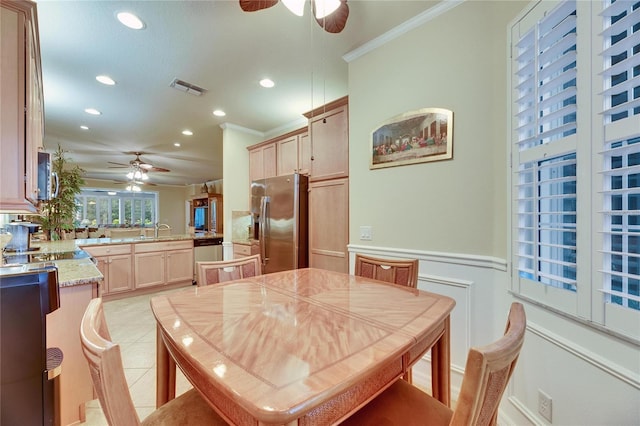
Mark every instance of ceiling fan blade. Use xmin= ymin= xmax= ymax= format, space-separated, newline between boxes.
xmin=108 ymin=162 xmax=130 ymax=168
xmin=314 ymin=0 xmax=349 ymax=34
xmin=147 ymin=166 xmax=170 ymax=173
xmin=239 ymin=0 xmax=278 ymax=12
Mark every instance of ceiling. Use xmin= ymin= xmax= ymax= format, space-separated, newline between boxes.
xmin=37 ymin=0 xmax=438 ymax=187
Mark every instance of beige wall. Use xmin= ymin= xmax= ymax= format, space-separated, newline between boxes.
xmin=83 ymin=179 xmax=190 ymax=233
xmin=349 ymin=1 xmax=521 ymax=259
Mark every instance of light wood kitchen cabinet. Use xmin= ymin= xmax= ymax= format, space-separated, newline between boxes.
xmin=304 ymin=96 xmax=348 ymax=181
xmin=249 ymin=142 xmax=277 ymax=182
xmin=134 ymin=240 xmax=194 ymax=289
xmin=233 ymin=242 xmax=251 ymax=258
xmin=277 ymin=128 xmax=310 ymax=176
xmin=308 ymin=178 xmax=349 ymax=273
xmin=83 ymin=244 xmax=133 ymax=295
xmin=1 ymin=0 xmax=44 ymax=213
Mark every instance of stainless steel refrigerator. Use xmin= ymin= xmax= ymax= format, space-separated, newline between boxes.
xmin=251 ymin=173 xmax=308 ymax=274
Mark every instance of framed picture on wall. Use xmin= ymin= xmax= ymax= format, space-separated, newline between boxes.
xmin=370 ymin=107 xmax=453 ymax=169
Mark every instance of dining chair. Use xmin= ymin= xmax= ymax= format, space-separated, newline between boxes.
xmin=340 ymin=302 xmax=526 ymax=426
xmin=80 ymin=298 xmax=228 ymax=426
xmin=355 ymin=253 xmax=419 ymax=382
xmin=197 ymin=254 xmax=262 ymax=286
xmin=354 ymin=254 xmax=419 ymax=288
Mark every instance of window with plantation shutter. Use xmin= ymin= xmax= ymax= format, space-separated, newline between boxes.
xmin=509 ymin=0 xmax=639 ymax=339
xmin=511 ymin=0 xmax=580 ymax=314
xmin=598 ymin=0 xmax=640 ymax=336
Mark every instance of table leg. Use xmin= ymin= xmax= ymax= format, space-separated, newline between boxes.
xmin=156 ymin=325 xmax=176 ymax=408
xmin=430 ymin=316 xmax=451 ymax=407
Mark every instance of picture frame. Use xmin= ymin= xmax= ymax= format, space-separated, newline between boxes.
xmin=370 ymin=107 xmax=453 ymax=169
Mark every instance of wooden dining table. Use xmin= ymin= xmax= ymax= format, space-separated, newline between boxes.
xmin=151 ymin=268 xmax=455 ymax=425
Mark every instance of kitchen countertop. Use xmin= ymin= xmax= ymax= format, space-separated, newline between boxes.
xmin=7 ymin=234 xmax=208 ymax=288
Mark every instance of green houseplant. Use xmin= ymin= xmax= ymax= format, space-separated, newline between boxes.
xmin=37 ymin=145 xmax=85 ymax=240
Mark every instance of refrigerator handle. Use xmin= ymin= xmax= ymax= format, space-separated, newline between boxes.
xmin=259 ymin=196 xmax=270 ymax=266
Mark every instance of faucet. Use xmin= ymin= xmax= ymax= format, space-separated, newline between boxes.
xmin=154 ymin=222 xmax=159 ymax=239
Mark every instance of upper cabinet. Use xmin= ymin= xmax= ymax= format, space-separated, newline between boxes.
xmin=304 ymin=96 xmax=348 ymax=182
xmin=248 ymin=127 xmax=308 ymax=181
xmin=249 ymin=142 xmax=277 ymax=182
xmin=277 ymin=128 xmax=310 ymax=176
xmin=1 ymin=0 xmax=43 ymax=213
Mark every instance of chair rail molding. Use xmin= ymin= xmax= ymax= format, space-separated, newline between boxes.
xmin=348 ymin=244 xmax=507 ymax=271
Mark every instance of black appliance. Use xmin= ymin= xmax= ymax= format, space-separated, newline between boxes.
xmin=0 ymin=264 xmax=61 ymax=425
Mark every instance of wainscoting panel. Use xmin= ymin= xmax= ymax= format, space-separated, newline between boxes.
xmin=348 ymin=245 xmax=508 ymax=402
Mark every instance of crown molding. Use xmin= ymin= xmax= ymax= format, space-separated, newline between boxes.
xmin=343 ymin=0 xmax=465 ymax=63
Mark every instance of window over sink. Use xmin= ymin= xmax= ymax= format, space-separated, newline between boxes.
xmin=75 ymin=189 xmax=158 ymax=227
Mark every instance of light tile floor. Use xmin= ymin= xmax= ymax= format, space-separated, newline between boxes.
xmin=81 ymin=288 xmax=193 ymax=425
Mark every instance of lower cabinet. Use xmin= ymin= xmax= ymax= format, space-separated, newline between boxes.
xmin=84 ymin=240 xmax=194 ymax=298
xmin=134 ymin=240 xmax=194 ymax=289
xmin=233 ymin=242 xmax=251 ymax=258
xmin=83 ymin=244 xmax=133 ymax=296
xmin=309 ymin=178 xmax=349 ymax=273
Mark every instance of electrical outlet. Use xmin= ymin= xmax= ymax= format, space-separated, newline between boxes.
xmin=538 ymin=389 xmax=553 ymax=423
xmin=359 ymin=226 xmax=372 ymax=241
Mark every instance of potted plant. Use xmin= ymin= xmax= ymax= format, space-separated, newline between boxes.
xmin=35 ymin=145 xmax=85 ymax=240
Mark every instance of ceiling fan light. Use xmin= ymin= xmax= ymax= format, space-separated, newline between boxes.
xmin=314 ymin=0 xmax=340 ymax=19
xmin=141 ymin=172 xmax=149 ymax=180
xmin=282 ymin=0 xmax=305 ymax=16
xmin=126 ymin=171 xmax=134 ymax=179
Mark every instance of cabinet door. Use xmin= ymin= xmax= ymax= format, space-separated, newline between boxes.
xmin=107 ymin=254 xmax=133 ymax=294
xmin=135 ymin=252 xmax=165 ymax=288
xmin=263 ymin=144 xmax=277 ymax=178
xmin=308 ymin=178 xmax=349 ymax=273
xmin=309 ymin=104 xmax=348 ymax=181
xmin=93 ymin=256 xmax=109 ymax=295
xmin=277 ymin=134 xmax=299 ymax=176
xmin=249 ymin=147 xmax=264 ymax=182
xmin=298 ymin=132 xmax=311 ymax=175
xmin=166 ymin=248 xmax=193 ymax=284
xmin=0 ymin=4 xmax=37 ymax=212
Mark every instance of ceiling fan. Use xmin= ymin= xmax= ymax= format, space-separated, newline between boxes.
xmin=108 ymin=152 xmax=170 ymax=173
xmin=239 ymin=0 xmax=349 ymax=33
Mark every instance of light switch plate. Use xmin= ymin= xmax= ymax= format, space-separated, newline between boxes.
xmin=360 ymin=226 xmax=372 ymax=241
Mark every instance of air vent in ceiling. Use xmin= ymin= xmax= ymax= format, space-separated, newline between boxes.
xmin=169 ymin=78 xmax=207 ymax=96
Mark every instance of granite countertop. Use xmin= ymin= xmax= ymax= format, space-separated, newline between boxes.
xmin=54 ymin=257 xmax=104 ymax=288
xmin=232 ymin=238 xmax=258 ymax=245
xmin=19 ymin=234 xmax=200 ymax=288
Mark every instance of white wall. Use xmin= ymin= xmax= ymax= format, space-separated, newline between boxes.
xmin=221 ymin=123 xmax=263 ymax=257
xmin=348 ymin=1 xmax=639 ymax=425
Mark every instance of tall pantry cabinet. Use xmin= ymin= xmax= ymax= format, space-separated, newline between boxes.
xmin=304 ymin=96 xmax=349 ymax=273
xmin=1 ymin=0 xmax=44 ymax=213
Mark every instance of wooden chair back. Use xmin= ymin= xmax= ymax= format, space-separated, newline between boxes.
xmin=80 ymin=298 xmax=141 ymax=425
xmin=197 ymin=254 xmax=262 ymax=286
xmin=451 ymin=302 xmax=526 ymax=426
xmin=354 ymin=254 xmax=419 ymax=288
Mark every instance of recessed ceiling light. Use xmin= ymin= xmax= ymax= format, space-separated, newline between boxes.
xmin=213 ymin=109 xmax=226 ymax=117
xmin=182 ymin=130 xmax=193 ymax=136
xmin=96 ymin=75 xmax=116 ymax=85
xmin=173 ymin=142 xmax=181 ymax=147
xmin=84 ymin=108 xmax=101 ymax=115
xmin=260 ymin=78 xmax=275 ymax=88
xmin=116 ymin=12 xmax=145 ymax=30
xmin=107 ymin=191 xmax=117 ymax=196
xmin=80 ymin=125 xmax=89 ymax=130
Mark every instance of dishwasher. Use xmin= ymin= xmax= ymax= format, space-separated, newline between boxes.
xmin=193 ymin=237 xmax=223 ymax=283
